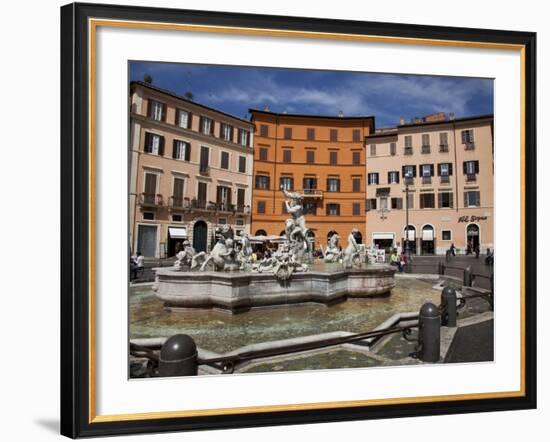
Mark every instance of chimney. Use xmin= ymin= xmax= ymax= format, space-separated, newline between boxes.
xmin=338 ymin=110 xmax=344 ymax=118
xmin=399 ymin=116 xmax=405 ymax=126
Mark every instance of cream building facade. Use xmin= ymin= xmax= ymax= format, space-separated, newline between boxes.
xmin=130 ymin=81 xmax=254 ymax=257
xmin=365 ymin=114 xmax=494 ymax=255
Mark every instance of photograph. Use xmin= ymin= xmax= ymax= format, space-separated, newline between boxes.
xmin=128 ymin=62 xmax=496 ymax=378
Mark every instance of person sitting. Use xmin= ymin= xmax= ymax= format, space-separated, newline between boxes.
xmin=390 ymin=250 xmax=403 ymax=272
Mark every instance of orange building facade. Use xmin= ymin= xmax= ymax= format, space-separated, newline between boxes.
xmin=250 ymin=110 xmax=375 ymax=249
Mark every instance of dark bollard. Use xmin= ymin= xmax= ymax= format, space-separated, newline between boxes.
xmin=441 ymin=286 xmax=457 ymax=327
xmin=438 ymin=261 xmax=445 ymax=276
xmin=445 ymin=249 xmax=451 ymax=263
xmin=418 ymin=302 xmax=440 ymax=363
xmin=159 ymin=334 xmax=198 ymax=377
xmin=463 ymin=265 xmax=473 ymax=287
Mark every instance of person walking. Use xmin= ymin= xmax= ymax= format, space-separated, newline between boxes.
xmin=450 ymin=242 xmax=456 ymax=257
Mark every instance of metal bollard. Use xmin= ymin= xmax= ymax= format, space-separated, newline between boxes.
xmin=445 ymin=249 xmax=451 ymax=263
xmin=159 ymin=334 xmax=198 ymax=377
xmin=418 ymin=302 xmax=441 ymax=363
xmin=463 ymin=265 xmax=473 ymax=287
xmin=441 ymin=286 xmax=457 ymax=327
xmin=438 ymin=261 xmax=445 ymax=276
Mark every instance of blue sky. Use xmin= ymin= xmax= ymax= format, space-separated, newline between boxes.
xmin=130 ymin=61 xmax=493 ymax=127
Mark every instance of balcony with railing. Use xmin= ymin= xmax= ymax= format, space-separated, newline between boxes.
xmin=466 ymin=173 xmax=477 ymax=183
xmin=199 ymin=165 xmax=210 ymax=176
xmin=404 ymin=147 xmax=413 ymax=155
xmin=439 ymin=144 xmax=449 ymax=152
xmin=440 ymin=175 xmax=451 ymax=184
xmin=421 ymin=176 xmax=432 ymax=185
xmin=169 ymin=196 xmax=189 ymax=211
xmin=301 ymin=188 xmax=324 ymax=199
xmin=139 ymin=193 xmax=163 ymax=208
xmin=465 ymin=142 xmax=475 ymax=151
xmin=235 ymin=204 xmax=251 ymax=215
xmin=421 ymin=145 xmax=431 ymax=154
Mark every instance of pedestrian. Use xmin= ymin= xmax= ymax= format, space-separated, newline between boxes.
xmin=132 ymin=251 xmax=144 ymax=280
xmin=450 ymin=242 xmax=456 ymax=256
xmin=130 ymin=254 xmax=137 ymax=281
xmin=475 ymin=244 xmax=480 ymax=259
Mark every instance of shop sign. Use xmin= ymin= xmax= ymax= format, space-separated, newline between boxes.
xmin=458 ymin=215 xmax=488 ymax=223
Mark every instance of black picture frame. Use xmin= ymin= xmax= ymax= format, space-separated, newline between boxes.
xmin=61 ymin=2 xmax=537 ymax=438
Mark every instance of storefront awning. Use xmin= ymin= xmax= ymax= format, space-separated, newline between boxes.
xmin=373 ymin=233 xmax=394 ymax=240
xmin=168 ymin=227 xmax=187 ymax=239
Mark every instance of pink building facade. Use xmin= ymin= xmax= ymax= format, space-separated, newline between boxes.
xmin=365 ymin=115 xmax=494 ymax=255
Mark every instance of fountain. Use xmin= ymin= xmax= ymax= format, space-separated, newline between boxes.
xmin=153 ymin=188 xmax=396 ymax=313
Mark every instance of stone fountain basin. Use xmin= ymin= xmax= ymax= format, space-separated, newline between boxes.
xmin=153 ymin=264 xmax=397 ymax=313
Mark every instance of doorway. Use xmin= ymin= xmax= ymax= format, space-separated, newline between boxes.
xmin=137 ymin=225 xmax=157 ymax=257
xmin=466 ymin=224 xmax=480 ymax=252
xmin=193 ymin=221 xmax=208 ymax=252
xmin=421 ymin=225 xmax=435 ymax=255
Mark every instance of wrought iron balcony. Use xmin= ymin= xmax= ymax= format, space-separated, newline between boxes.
xmin=404 ymin=147 xmax=413 ymax=155
xmin=465 ymin=142 xmax=475 ymax=150
xmin=439 ymin=144 xmax=449 ymax=152
xmin=422 ymin=176 xmax=432 ymax=185
xmin=466 ymin=173 xmax=477 ymax=182
xmin=440 ymin=175 xmax=451 ymax=184
xmin=235 ymin=204 xmax=251 ymax=214
xmin=301 ymin=188 xmax=324 ymax=199
xmin=421 ymin=145 xmax=431 ymax=154
xmin=139 ymin=193 xmax=163 ymax=208
xmin=199 ymin=165 xmax=210 ymax=176
xmin=169 ymin=196 xmax=189 ymax=211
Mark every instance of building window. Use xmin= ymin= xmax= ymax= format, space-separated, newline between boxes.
xmin=420 ymin=193 xmax=435 ymax=209
xmin=352 ymin=151 xmax=361 ymax=165
xmin=200 ymin=116 xmax=213 ymax=135
xmin=236 ymin=218 xmax=244 ymax=226
xmin=172 ymin=177 xmax=185 ymax=208
xmin=238 ymin=156 xmax=247 ymax=173
xmin=330 ymin=129 xmax=338 ymax=141
xmin=402 ymin=165 xmax=416 ymax=180
xmin=220 ymin=123 xmax=233 ymax=142
xmin=421 ymin=134 xmax=430 ymax=153
xmin=442 ymin=230 xmax=452 ymax=241
xmin=143 ymin=212 xmax=155 ymax=220
xmin=303 ymin=177 xmax=317 ymax=191
xmin=388 ymin=171 xmax=400 ymax=184
xmin=307 ymin=128 xmax=315 ymax=140
xmin=366 ymin=198 xmax=377 ymax=211
xmin=326 ymin=203 xmax=340 ymax=216
xmin=149 ymin=100 xmax=164 ymax=121
xmin=463 ymin=160 xmax=479 ymax=178
xmin=370 ymin=144 xmax=376 ymax=156
xmin=367 ymin=173 xmax=379 ymax=185
xmin=390 ymin=142 xmax=397 ymax=156
xmin=352 ymin=177 xmax=361 ymax=192
xmin=352 ymin=202 xmax=361 ymax=215
xmin=172 ymin=140 xmax=190 ymax=161
xmin=237 ymin=188 xmax=246 ymax=211
xmin=257 ymin=200 xmax=266 ymax=214
xmin=464 ymin=191 xmax=480 ymax=207
xmin=259 ymin=147 xmax=268 ymax=161
xmin=306 ymin=150 xmax=315 ymax=164
xmin=352 ymin=129 xmax=361 ymax=142
xmin=172 ymin=214 xmax=183 ymax=222
xmin=438 ymin=162 xmax=453 ymax=183
xmin=283 ymin=149 xmax=292 ymax=163
xmin=303 ymin=202 xmax=317 ymax=215
xmin=421 ymin=164 xmax=434 ymax=184
xmin=329 ymin=151 xmax=338 ymax=165
xmin=391 ymin=197 xmax=403 ymax=209
xmin=461 ymin=129 xmax=475 ymax=149
xmin=404 ymin=135 xmax=413 ymax=155
xmin=255 ymin=175 xmax=270 ymax=189
xmin=144 ymin=132 xmax=164 ymax=155
xmin=176 ymin=109 xmax=190 ymax=129
xmin=439 ymin=132 xmax=449 ymax=152
xmin=216 ymin=186 xmax=232 ymax=210
xmin=239 ymin=129 xmax=249 ymax=146
xmin=438 ymin=192 xmax=454 ymax=208
xmin=280 ymin=176 xmax=294 ymax=190
xmin=218 ymin=218 xmax=227 ymax=225
xmin=260 ymin=124 xmax=268 ymax=137
xmin=220 ymin=151 xmax=230 ymax=170
xmin=284 ymin=127 xmax=292 ymax=139
xmin=327 ymin=177 xmax=340 ymax=192
xmin=379 ymin=197 xmax=388 ymax=210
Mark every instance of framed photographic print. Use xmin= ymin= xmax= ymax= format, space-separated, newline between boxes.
xmin=60 ymin=2 xmax=537 ymax=438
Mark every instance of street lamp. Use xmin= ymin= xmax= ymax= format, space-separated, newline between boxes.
xmin=404 ymin=171 xmax=413 ymax=270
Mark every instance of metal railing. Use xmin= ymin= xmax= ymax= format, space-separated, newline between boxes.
xmin=421 ymin=145 xmax=431 ymax=154
xmin=139 ymin=193 xmax=163 ymax=207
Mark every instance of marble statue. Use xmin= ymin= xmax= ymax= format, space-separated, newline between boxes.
xmin=324 ymin=233 xmax=342 ymax=263
xmin=343 ymin=228 xmax=362 ymax=269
